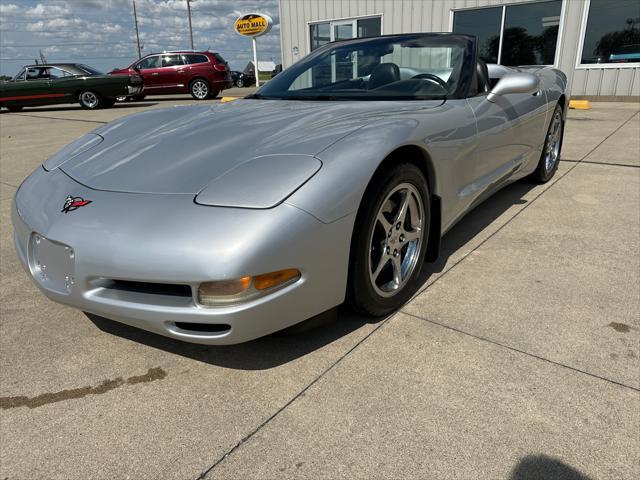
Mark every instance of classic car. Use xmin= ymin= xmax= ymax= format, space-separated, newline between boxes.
xmin=0 ymin=63 xmax=142 ymax=111
xmin=12 ymin=33 xmax=568 ymax=345
xmin=111 ymin=51 xmax=232 ymax=100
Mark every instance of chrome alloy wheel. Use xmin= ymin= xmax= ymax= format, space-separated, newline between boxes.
xmin=80 ymin=91 xmax=99 ymax=109
xmin=368 ymin=183 xmax=425 ymax=297
xmin=192 ymin=80 xmax=209 ymax=99
xmin=545 ymin=109 xmax=563 ymax=173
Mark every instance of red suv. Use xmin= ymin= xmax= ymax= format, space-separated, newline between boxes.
xmin=112 ymin=51 xmax=232 ymax=100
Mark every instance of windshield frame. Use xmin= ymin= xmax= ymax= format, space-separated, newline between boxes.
xmin=254 ymin=33 xmax=477 ymax=101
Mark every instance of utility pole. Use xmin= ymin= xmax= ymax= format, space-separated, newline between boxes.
xmin=186 ymin=0 xmax=194 ymax=50
xmin=133 ymin=0 xmax=142 ymax=59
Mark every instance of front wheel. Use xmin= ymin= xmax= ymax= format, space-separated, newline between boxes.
xmin=348 ymin=163 xmax=430 ymax=316
xmin=190 ymin=79 xmax=209 ymax=100
xmin=78 ymin=90 xmax=102 ymax=109
xmin=131 ymin=94 xmax=146 ymax=102
xmin=532 ymin=104 xmax=564 ymax=183
xmin=235 ymin=78 xmax=244 ymax=88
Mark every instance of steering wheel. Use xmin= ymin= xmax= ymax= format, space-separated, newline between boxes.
xmin=411 ymin=73 xmax=448 ymax=90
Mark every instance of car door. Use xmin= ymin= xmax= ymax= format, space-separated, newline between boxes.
xmin=1 ymin=67 xmax=53 ymax=107
xmin=135 ymin=55 xmax=163 ymax=92
xmin=157 ymin=54 xmax=187 ymax=92
xmin=465 ymin=71 xmax=547 ymax=202
xmin=40 ymin=67 xmax=76 ymax=106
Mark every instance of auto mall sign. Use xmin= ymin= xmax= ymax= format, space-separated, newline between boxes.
xmin=234 ymin=13 xmax=274 ymax=87
xmin=234 ymin=13 xmax=273 ymax=37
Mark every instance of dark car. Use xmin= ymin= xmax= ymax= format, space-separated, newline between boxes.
xmin=111 ymin=51 xmax=232 ymax=100
xmin=230 ymin=70 xmax=255 ymax=88
xmin=0 ymin=63 xmax=142 ymax=111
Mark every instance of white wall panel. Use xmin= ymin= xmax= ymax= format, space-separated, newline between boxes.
xmin=280 ymin=0 xmax=640 ymax=97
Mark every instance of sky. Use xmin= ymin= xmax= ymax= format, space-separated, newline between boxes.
xmin=0 ymin=0 xmax=281 ymax=76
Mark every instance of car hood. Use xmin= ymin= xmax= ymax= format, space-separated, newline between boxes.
xmin=58 ymin=99 xmax=441 ymax=195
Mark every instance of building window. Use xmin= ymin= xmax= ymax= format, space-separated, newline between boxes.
xmin=452 ymin=0 xmax=562 ymax=66
xmin=452 ymin=7 xmax=501 ymax=64
xmin=580 ymin=0 xmax=640 ymax=64
xmin=309 ymin=16 xmax=381 ymax=52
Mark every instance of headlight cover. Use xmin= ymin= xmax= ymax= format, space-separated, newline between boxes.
xmin=195 ymin=154 xmax=321 ymax=209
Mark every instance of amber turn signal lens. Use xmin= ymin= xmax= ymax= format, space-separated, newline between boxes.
xmin=254 ymin=269 xmax=301 ymax=290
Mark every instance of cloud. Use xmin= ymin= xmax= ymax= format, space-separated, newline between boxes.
xmin=0 ymin=0 xmax=281 ymax=74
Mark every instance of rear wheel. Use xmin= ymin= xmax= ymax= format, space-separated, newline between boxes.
xmin=190 ymin=79 xmax=209 ymax=100
xmin=235 ymin=77 xmax=244 ymax=88
xmin=348 ymin=163 xmax=430 ymax=316
xmin=131 ymin=94 xmax=146 ymax=102
xmin=78 ymin=90 xmax=102 ymax=109
xmin=532 ymin=104 xmax=564 ymax=183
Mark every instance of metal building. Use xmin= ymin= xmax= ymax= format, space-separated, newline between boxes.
xmin=278 ymin=0 xmax=640 ymax=99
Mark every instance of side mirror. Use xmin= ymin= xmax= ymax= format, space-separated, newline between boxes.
xmin=487 ymin=72 xmax=539 ymax=102
xmin=133 ymin=65 xmax=140 ymax=72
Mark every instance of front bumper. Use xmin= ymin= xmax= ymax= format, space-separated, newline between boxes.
xmin=12 ymin=168 xmax=353 ymax=345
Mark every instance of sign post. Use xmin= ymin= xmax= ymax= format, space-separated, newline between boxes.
xmin=234 ymin=13 xmax=273 ymax=88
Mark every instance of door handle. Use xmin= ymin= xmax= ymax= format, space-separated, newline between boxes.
xmin=151 ymin=72 xmax=159 ymax=76
xmin=178 ymin=70 xmax=185 ymax=73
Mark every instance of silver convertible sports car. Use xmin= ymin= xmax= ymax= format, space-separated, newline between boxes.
xmin=12 ymin=34 xmax=568 ymax=344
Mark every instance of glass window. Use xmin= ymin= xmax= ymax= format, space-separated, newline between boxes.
xmin=25 ymin=68 xmax=41 ymax=80
xmin=502 ymin=1 xmax=562 ymax=66
xmin=580 ymin=0 xmax=640 ymax=64
xmin=453 ymin=7 xmax=501 ymax=63
xmin=358 ymin=17 xmax=381 ymax=38
xmin=136 ymin=56 xmax=161 ymax=69
xmin=310 ymin=17 xmax=382 ymax=52
xmin=310 ymin=22 xmax=331 ymax=51
xmin=77 ymin=64 xmax=103 ymax=75
xmin=161 ymin=55 xmax=184 ymax=67
xmin=184 ymin=54 xmax=209 ymax=64
xmin=212 ymin=53 xmax=227 ymax=64
xmin=258 ymin=34 xmax=474 ymax=100
xmin=453 ymin=1 xmax=562 ymax=66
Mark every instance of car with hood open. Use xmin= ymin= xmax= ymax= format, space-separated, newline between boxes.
xmin=12 ymin=33 xmax=568 ymax=344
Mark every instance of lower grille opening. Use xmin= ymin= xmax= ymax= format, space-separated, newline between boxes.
xmin=174 ymin=322 xmax=231 ymax=334
xmin=108 ymin=280 xmax=192 ymax=298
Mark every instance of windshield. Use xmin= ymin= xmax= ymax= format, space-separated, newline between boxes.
xmin=76 ymin=64 xmax=103 ymax=75
xmin=256 ymin=34 xmax=474 ymax=100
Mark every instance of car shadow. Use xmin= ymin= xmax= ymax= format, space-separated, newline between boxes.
xmin=509 ymin=454 xmax=593 ymax=480
xmin=86 ymin=178 xmax=537 ymax=370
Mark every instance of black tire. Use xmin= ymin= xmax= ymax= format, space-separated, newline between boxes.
xmin=347 ymin=163 xmax=430 ymax=316
xmin=131 ymin=94 xmax=146 ymax=102
xmin=531 ymin=104 xmax=564 ymax=183
xmin=235 ymin=78 xmax=244 ymax=88
xmin=78 ymin=90 xmax=102 ymax=109
xmin=189 ymin=79 xmax=209 ymax=100
xmin=6 ymin=105 xmax=24 ymax=112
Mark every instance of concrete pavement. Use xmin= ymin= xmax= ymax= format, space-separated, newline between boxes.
xmin=0 ymin=96 xmax=638 ymax=479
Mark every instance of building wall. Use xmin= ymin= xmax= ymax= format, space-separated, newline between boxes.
xmin=279 ymin=0 xmax=640 ymax=97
